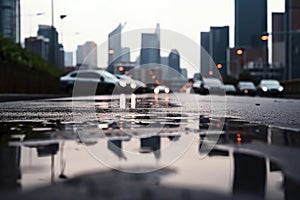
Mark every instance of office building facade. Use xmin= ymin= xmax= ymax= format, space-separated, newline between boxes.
xmin=285 ymin=0 xmax=300 ymax=79
xmin=107 ymin=24 xmax=122 ymax=72
xmin=168 ymin=49 xmax=181 ymax=73
xmin=0 ymin=0 xmax=20 ymax=43
xmin=200 ymin=32 xmax=211 ymax=76
xmin=76 ymin=41 xmax=97 ymax=68
xmin=210 ymin=26 xmax=229 ymax=79
xmin=235 ymin=0 xmax=267 ymax=48
xmin=37 ymin=25 xmax=62 ymax=68
xmin=25 ymin=36 xmax=49 ymax=60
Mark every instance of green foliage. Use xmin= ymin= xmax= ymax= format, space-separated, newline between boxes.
xmin=0 ymin=34 xmax=63 ymax=78
xmin=0 ymin=35 xmax=65 ymax=94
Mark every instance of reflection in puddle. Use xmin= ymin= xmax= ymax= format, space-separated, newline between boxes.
xmin=0 ymin=95 xmax=300 ymax=199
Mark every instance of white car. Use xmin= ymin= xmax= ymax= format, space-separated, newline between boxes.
xmin=60 ymin=69 xmax=120 ymax=95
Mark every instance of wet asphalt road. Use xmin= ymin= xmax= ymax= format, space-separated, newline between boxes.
xmin=0 ymin=93 xmax=299 ymax=130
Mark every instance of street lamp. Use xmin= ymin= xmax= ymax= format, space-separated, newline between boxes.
xmin=59 ymin=15 xmax=67 ymax=45
xmin=235 ymin=48 xmax=246 ymax=79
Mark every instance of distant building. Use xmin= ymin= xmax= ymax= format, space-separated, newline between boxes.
xmin=160 ymin=56 xmax=168 ymax=67
xmin=181 ymin=68 xmax=187 ymax=79
xmin=235 ymin=0 xmax=267 ymax=48
xmin=168 ymin=49 xmax=181 ymax=73
xmin=210 ymin=26 xmax=229 ymax=79
xmin=200 ymin=32 xmax=211 ymax=76
xmin=76 ymin=41 xmax=97 ymax=68
xmin=285 ymin=0 xmax=300 ymax=79
xmin=200 ymin=26 xmax=229 ymax=79
xmin=121 ymin=47 xmax=130 ymax=62
xmin=64 ymin=51 xmax=73 ymax=66
xmin=76 ymin=45 xmax=83 ymax=66
xmin=38 ymin=25 xmax=62 ymax=68
xmin=272 ymin=13 xmax=285 ymax=70
xmin=0 ymin=0 xmax=20 ymax=43
xmin=25 ymin=36 xmax=49 ymax=60
xmin=140 ymin=24 xmax=160 ymax=66
xmin=107 ymin=24 xmax=122 ymax=72
xmin=140 ymin=33 xmax=160 ymax=65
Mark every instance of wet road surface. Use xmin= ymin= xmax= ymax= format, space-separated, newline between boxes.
xmin=0 ymin=93 xmax=300 ymax=199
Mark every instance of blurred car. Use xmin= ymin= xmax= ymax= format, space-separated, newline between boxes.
xmin=202 ymin=78 xmax=225 ymax=95
xmin=224 ymin=84 xmax=237 ymax=95
xmin=154 ymin=85 xmax=171 ymax=94
xmin=257 ymin=79 xmax=284 ymax=97
xmin=192 ymin=80 xmax=210 ymax=95
xmin=237 ymin=81 xmax=257 ymax=96
xmin=60 ymin=69 xmax=120 ymax=95
xmin=115 ymin=75 xmax=148 ymax=94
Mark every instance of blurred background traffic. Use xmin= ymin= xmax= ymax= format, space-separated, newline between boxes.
xmin=0 ymin=0 xmax=299 ymax=98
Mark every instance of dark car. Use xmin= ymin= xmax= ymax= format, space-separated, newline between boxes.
xmin=257 ymin=79 xmax=284 ymax=97
xmin=224 ymin=84 xmax=237 ymax=95
xmin=60 ymin=69 xmax=120 ymax=95
xmin=202 ymin=78 xmax=225 ymax=95
xmin=237 ymin=81 xmax=257 ymax=96
xmin=192 ymin=80 xmax=209 ymax=95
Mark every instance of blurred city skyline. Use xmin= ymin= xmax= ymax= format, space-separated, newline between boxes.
xmin=21 ymin=0 xmax=284 ymax=53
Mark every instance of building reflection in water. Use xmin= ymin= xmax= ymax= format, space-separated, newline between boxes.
xmin=202 ymin=116 xmax=300 ymax=199
xmin=0 ymin=135 xmax=21 ymax=191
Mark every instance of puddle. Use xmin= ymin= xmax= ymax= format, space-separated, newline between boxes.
xmin=0 ymin=95 xmax=300 ymax=199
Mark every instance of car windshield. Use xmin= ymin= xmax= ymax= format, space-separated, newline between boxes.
xmin=224 ymin=85 xmax=235 ymax=90
xmin=239 ymin=82 xmax=255 ymax=88
xmin=260 ymin=80 xmax=280 ymax=86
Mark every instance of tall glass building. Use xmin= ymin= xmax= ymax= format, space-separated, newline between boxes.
xmin=235 ymin=0 xmax=267 ymax=48
xmin=0 ymin=0 xmax=20 ymax=43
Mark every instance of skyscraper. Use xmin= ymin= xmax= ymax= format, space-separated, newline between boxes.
xmin=107 ymin=24 xmax=122 ymax=72
xmin=285 ymin=0 xmax=300 ymax=79
xmin=140 ymin=33 xmax=160 ymax=65
xmin=168 ymin=49 xmax=181 ymax=73
xmin=272 ymin=13 xmax=285 ymax=68
xmin=25 ymin=36 xmax=49 ymax=61
xmin=38 ymin=25 xmax=62 ymax=68
xmin=210 ymin=26 xmax=229 ymax=79
xmin=200 ymin=32 xmax=211 ymax=76
xmin=200 ymin=27 xmax=229 ymax=78
xmin=76 ymin=41 xmax=97 ymax=68
xmin=0 ymin=0 xmax=20 ymax=43
xmin=235 ymin=0 xmax=267 ymax=48
xmin=64 ymin=51 xmax=73 ymax=66
xmin=140 ymin=24 xmax=160 ymax=66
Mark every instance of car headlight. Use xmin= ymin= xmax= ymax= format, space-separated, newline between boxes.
xmin=164 ymin=87 xmax=170 ymax=94
xmin=278 ymin=86 xmax=284 ymax=92
xmin=130 ymin=83 xmax=137 ymax=89
xmin=119 ymin=80 xmax=127 ymax=88
xmin=154 ymin=88 xmax=159 ymax=94
xmin=262 ymin=87 xmax=268 ymax=92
